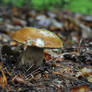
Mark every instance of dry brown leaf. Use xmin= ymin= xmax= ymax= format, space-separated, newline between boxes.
xmin=70 ymin=85 xmax=90 ymax=92
xmin=33 ymin=74 xmax=41 ymax=80
xmin=55 ymin=63 xmax=61 ymax=67
xmin=42 ymin=72 xmax=49 ymax=79
xmin=10 ymin=41 xmax=17 ymax=46
xmin=12 ymin=75 xmax=25 ymax=84
xmin=56 ymin=86 xmax=62 ymax=92
xmin=87 ymin=75 xmax=92 ymax=83
xmin=44 ymin=52 xmax=51 ymax=61
xmin=76 ymin=67 xmax=92 ymax=77
xmin=53 ymin=72 xmax=61 ymax=75
xmin=0 ymin=69 xmax=7 ymax=88
xmin=0 ymin=62 xmax=2 ymax=69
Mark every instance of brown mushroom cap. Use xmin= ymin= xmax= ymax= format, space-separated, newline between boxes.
xmin=12 ymin=27 xmax=63 ymax=48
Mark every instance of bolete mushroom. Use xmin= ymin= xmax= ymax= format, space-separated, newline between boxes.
xmin=11 ymin=27 xmax=62 ymax=68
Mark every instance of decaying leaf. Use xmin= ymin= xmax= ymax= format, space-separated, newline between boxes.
xmin=87 ymin=75 xmax=92 ymax=83
xmin=12 ymin=75 xmax=33 ymax=86
xmin=12 ymin=75 xmax=25 ymax=84
xmin=44 ymin=52 xmax=51 ymax=61
xmin=53 ymin=72 xmax=61 ymax=75
xmin=32 ymin=74 xmax=41 ymax=80
xmin=10 ymin=41 xmax=17 ymax=46
xmin=0 ymin=69 xmax=7 ymax=88
xmin=76 ymin=67 xmax=92 ymax=77
xmin=70 ymin=85 xmax=90 ymax=92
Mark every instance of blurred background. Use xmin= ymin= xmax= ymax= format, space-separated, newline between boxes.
xmin=0 ymin=0 xmax=92 ymax=14
xmin=0 ymin=0 xmax=92 ymax=48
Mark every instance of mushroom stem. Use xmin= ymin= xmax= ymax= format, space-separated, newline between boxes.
xmin=21 ymin=46 xmax=44 ymax=68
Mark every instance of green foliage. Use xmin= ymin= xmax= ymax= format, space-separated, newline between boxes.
xmin=3 ymin=0 xmax=24 ymax=7
xmin=2 ymin=0 xmax=62 ymax=9
xmin=30 ymin=0 xmax=62 ymax=10
xmin=64 ymin=0 xmax=92 ymax=14
xmin=2 ymin=0 xmax=92 ymax=14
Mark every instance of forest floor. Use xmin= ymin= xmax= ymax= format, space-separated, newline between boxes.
xmin=0 ymin=7 xmax=92 ymax=92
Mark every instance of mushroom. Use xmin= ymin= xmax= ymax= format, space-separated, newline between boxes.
xmin=11 ymin=27 xmax=63 ymax=68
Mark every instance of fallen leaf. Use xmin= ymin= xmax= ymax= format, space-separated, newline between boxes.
xmin=12 ymin=75 xmax=25 ymax=84
xmin=0 ymin=69 xmax=7 ymax=88
xmin=44 ymin=52 xmax=51 ymax=61
xmin=87 ymin=75 xmax=92 ymax=83
xmin=10 ymin=41 xmax=17 ymax=46
xmin=53 ymin=72 xmax=61 ymax=75
xmin=70 ymin=85 xmax=90 ymax=92
xmin=76 ymin=67 xmax=92 ymax=77
xmin=33 ymin=74 xmax=41 ymax=80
